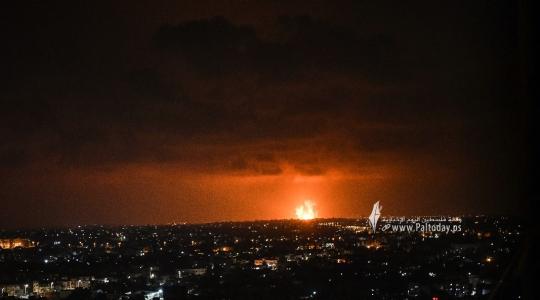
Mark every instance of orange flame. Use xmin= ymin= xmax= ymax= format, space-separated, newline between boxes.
xmin=296 ymin=200 xmax=317 ymax=220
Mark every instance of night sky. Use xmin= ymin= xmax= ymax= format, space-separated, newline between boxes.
xmin=0 ymin=1 xmax=532 ymax=228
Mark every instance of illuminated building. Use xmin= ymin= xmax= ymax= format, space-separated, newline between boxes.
xmin=0 ymin=238 xmax=34 ymax=249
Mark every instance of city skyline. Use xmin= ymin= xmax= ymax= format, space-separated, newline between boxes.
xmin=0 ymin=216 xmax=526 ymax=299
xmin=1 ymin=1 xmax=536 ymax=298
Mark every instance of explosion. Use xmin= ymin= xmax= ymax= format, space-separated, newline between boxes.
xmin=295 ymin=200 xmax=317 ymax=220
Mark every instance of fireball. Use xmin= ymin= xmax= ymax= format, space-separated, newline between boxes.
xmin=296 ymin=200 xmax=317 ymax=220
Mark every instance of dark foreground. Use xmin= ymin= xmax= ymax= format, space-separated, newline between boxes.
xmin=0 ymin=216 xmax=526 ymax=299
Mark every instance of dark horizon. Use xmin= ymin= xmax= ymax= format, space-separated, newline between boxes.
xmin=0 ymin=214 xmax=528 ymax=232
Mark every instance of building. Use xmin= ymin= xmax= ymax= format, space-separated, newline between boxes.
xmin=0 ymin=238 xmax=34 ymax=249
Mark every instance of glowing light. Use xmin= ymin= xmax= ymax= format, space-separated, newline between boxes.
xmin=296 ymin=200 xmax=317 ymax=220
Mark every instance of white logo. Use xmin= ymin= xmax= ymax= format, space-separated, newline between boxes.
xmin=368 ymin=201 xmax=382 ymax=232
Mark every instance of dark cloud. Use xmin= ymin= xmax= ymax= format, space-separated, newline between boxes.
xmin=228 ymin=157 xmax=283 ymax=176
xmin=0 ymin=8 xmax=524 ymax=173
xmin=0 ymin=0 xmax=531 ymax=227
xmin=153 ymin=15 xmax=402 ymax=82
xmin=154 ymin=16 xmax=260 ymax=76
